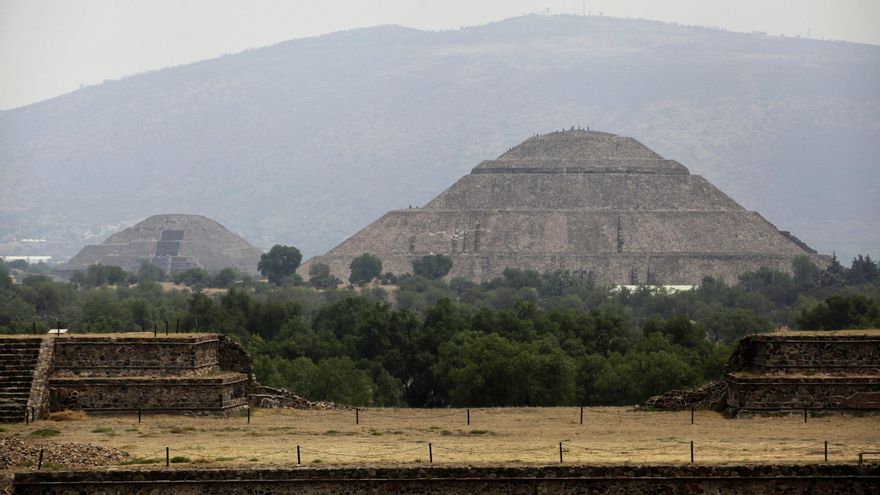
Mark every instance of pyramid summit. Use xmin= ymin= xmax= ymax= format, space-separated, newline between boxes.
xmin=65 ymin=214 xmax=263 ymax=276
xmin=302 ymin=130 xmax=825 ymax=285
xmin=473 ymin=129 xmax=688 ymax=175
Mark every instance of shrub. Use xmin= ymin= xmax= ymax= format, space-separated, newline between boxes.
xmin=30 ymin=427 xmax=61 ymax=437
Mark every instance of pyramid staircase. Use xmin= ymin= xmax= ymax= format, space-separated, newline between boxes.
xmin=0 ymin=338 xmax=42 ymax=422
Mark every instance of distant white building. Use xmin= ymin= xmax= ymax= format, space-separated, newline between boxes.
xmin=1 ymin=255 xmax=52 ymax=264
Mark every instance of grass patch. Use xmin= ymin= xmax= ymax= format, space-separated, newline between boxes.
xmin=48 ymin=410 xmax=86 ymax=421
xmin=30 ymin=427 xmax=61 ymax=437
xmin=91 ymin=426 xmax=114 ymax=433
xmin=215 ymin=456 xmax=236 ymax=462
xmin=440 ymin=430 xmax=453 ymax=436
xmin=0 ymin=427 xmax=5 ymax=433
xmin=170 ymin=455 xmax=191 ymax=464
xmin=469 ymin=429 xmax=493 ymax=435
xmin=42 ymin=462 xmax=65 ymax=469
xmin=168 ymin=426 xmax=196 ymax=434
xmin=324 ymin=429 xmax=340 ymax=435
xmin=311 ymin=459 xmax=322 ymax=464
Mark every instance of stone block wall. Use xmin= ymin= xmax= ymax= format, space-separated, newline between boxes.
xmin=726 ymin=332 xmax=880 ymax=412
xmin=48 ymin=374 xmax=249 ymax=412
xmin=217 ymin=335 xmax=255 ymax=382
xmin=727 ymin=375 xmax=880 ymax=409
xmin=51 ymin=335 xmax=220 ymax=377
xmin=749 ymin=335 xmax=880 ymax=373
xmin=12 ymin=464 xmax=880 ymax=495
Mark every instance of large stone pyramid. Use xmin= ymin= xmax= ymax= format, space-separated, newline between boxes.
xmin=65 ymin=214 xmax=262 ymax=275
xmin=302 ymin=130 xmax=824 ymax=285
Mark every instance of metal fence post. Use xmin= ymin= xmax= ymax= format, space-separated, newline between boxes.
xmin=428 ymin=443 xmax=433 ymax=463
xmin=559 ymin=442 xmax=563 ymax=463
xmin=38 ymin=448 xmax=44 ymax=470
xmin=690 ymin=441 xmax=694 ymax=463
xmin=297 ymin=445 xmax=301 ymax=465
xmin=166 ymin=447 xmax=170 ymax=467
xmin=580 ymin=406 xmax=584 ymax=425
xmin=467 ymin=408 xmax=470 ymax=426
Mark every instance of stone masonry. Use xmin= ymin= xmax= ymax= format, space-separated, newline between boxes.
xmin=725 ymin=330 xmax=880 ymax=413
xmin=13 ymin=464 xmax=880 ymax=494
xmin=0 ymin=334 xmax=253 ymax=421
xmin=301 ymin=130 xmax=827 ymax=285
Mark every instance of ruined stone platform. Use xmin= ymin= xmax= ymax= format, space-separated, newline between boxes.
xmin=725 ymin=330 xmax=880 ymax=414
xmin=0 ymin=333 xmax=253 ymax=421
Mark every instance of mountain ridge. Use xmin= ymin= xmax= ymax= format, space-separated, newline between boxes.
xmin=1 ymin=14 xmax=878 ymax=262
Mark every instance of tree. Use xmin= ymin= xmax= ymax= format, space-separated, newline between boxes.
xmin=796 ymin=294 xmax=880 ymax=329
xmin=258 ymin=245 xmax=302 ymax=285
xmin=308 ymin=263 xmax=339 ymax=289
xmin=136 ymin=262 xmax=165 ymax=283
xmin=211 ymin=268 xmax=239 ymax=288
xmin=349 ymin=253 xmax=382 ymax=285
xmin=174 ymin=268 xmax=210 ymax=288
xmin=792 ymin=255 xmax=819 ymax=288
xmin=411 ymin=254 xmax=453 ymax=280
xmin=847 ymin=255 xmax=879 ymax=285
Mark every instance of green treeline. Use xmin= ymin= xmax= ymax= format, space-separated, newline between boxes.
xmin=0 ymin=254 xmax=878 ymax=407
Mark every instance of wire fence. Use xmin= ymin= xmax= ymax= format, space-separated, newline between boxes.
xmin=124 ymin=439 xmax=874 ymax=468
xmin=22 ymin=405 xmax=878 ymax=468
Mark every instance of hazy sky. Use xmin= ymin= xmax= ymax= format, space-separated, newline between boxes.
xmin=1 ymin=0 xmax=879 ymax=110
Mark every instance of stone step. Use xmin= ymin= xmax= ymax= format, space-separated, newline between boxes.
xmin=0 ymin=386 xmax=32 ymax=392
xmin=0 ymin=342 xmax=43 ymax=348
xmin=0 ymin=392 xmax=31 ymax=398
xmin=0 ymin=363 xmax=38 ymax=368
xmin=0 ymin=375 xmax=33 ymax=381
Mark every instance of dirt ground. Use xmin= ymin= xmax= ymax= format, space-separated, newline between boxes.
xmin=2 ymin=407 xmax=878 ymax=468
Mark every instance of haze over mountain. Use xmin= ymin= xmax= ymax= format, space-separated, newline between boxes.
xmin=1 ymin=15 xmax=878 ymax=263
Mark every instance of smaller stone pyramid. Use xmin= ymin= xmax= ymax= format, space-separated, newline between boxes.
xmin=302 ymin=130 xmax=825 ymax=285
xmin=65 ymin=214 xmax=262 ymax=275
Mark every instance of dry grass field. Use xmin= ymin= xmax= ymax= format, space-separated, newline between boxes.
xmin=3 ymin=407 xmax=879 ymax=468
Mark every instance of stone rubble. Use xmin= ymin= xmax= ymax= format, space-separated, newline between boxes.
xmin=0 ymin=436 xmax=128 ymax=469
xmin=248 ymin=385 xmax=351 ymax=410
xmin=639 ymin=380 xmax=728 ymax=410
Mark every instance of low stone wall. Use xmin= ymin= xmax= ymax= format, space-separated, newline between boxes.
xmin=12 ymin=464 xmax=880 ymax=494
xmin=217 ymin=335 xmax=254 ymax=382
xmin=52 ymin=336 xmax=220 ymax=377
xmin=749 ymin=335 xmax=880 ymax=373
xmin=726 ymin=375 xmax=880 ymax=410
xmin=48 ymin=374 xmax=249 ymax=412
xmin=26 ymin=338 xmax=55 ymax=420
